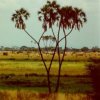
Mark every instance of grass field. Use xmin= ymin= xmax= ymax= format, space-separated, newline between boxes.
xmin=0 ymin=60 xmax=93 ymax=93
xmin=0 ymin=51 xmax=100 ymax=61
xmin=0 ymin=51 xmax=99 ymax=99
xmin=0 ymin=60 xmax=88 ymax=75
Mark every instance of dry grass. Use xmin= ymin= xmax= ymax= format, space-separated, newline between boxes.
xmin=0 ymin=89 xmax=93 ymax=100
xmin=0 ymin=51 xmax=100 ymax=61
xmin=0 ymin=51 xmax=98 ymax=99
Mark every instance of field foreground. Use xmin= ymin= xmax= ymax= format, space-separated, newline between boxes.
xmin=0 ymin=52 xmax=99 ymax=99
xmin=0 ymin=60 xmax=93 ymax=93
xmin=0 ymin=89 xmax=93 ymax=100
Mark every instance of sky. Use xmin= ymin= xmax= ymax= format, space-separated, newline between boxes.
xmin=0 ymin=0 xmax=100 ymax=48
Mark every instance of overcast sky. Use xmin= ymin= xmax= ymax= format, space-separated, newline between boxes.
xmin=0 ymin=0 xmax=100 ymax=48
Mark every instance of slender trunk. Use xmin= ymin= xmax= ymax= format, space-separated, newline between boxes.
xmin=43 ymin=40 xmax=46 ymax=51
xmin=57 ymin=25 xmax=61 ymax=65
xmin=24 ymin=30 xmax=38 ymax=44
xmin=55 ymin=63 xmax=61 ymax=92
xmin=38 ymin=43 xmax=51 ymax=93
xmin=24 ymin=30 xmax=51 ymax=93
xmin=51 ymin=26 xmax=57 ymax=41
xmin=38 ymin=32 xmax=52 ymax=93
xmin=42 ymin=39 xmax=47 ymax=54
xmin=46 ymin=40 xmax=48 ymax=54
xmin=55 ymin=28 xmax=67 ymax=92
xmin=51 ymin=28 xmax=73 ymax=92
xmin=55 ymin=24 xmax=61 ymax=92
xmin=47 ymin=26 xmax=58 ymax=73
xmin=48 ymin=43 xmax=58 ymax=71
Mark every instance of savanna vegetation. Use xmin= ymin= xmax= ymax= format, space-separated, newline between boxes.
xmin=10 ymin=0 xmax=88 ymax=92
xmin=0 ymin=51 xmax=99 ymax=100
xmin=0 ymin=0 xmax=100 ymax=100
xmin=0 ymin=51 xmax=99 ymax=92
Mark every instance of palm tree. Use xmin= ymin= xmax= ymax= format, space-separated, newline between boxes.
xmin=12 ymin=7 xmax=52 ymax=93
xmin=38 ymin=1 xmax=87 ymax=92
xmin=42 ymin=35 xmax=49 ymax=53
xmin=38 ymin=1 xmax=60 ymax=36
xmin=11 ymin=8 xmax=37 ymax=44
xmin=42 ymin=36 xmax=46 ymax=46
xmin=49 ymin=35 xmax=56 ymax=47
xmin=38 ymin=1 xmax=60 ymax=66
xmin=11 ymin=8 xmax=29 ymax=29
xmin=11 ymin=0 xmax=87 ymax=93
xmin=42 ymin=35 xmax=56 ymax=53
xmin=58 ymin=6 xmax=87 ymax=31
xmin=55 ymin=6 xmax=87 ymax=92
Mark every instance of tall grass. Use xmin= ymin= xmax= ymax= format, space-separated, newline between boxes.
xmin=0 ymin=90 xmax=93 ymax=100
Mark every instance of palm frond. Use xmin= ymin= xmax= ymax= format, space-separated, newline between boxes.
xmin=11 ymin=8 xmax=30 ymax=30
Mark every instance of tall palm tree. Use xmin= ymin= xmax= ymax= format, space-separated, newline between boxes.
xmin=11 ymin=8 xmax=30 ymax=29
xmin=38 ymin=1 xmax=87 ymax=92
xmin=11 ymin=0 xmax=87 ymax=93
xmin=11 ymin=8 xmax=37 ymax=44
xmin=12 ymin=7 xmax=52 ymax=93
xmin=38 ymin=1 xmax=60 ymax=33
xmin=59 ymin=6 xmax=87 ymax=31
xmin=55 ymin=6 xmax=87 ymax=92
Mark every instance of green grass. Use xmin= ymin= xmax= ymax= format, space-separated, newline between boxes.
xmin=0 ymin=75 xmax=93 ymax=93
xmin=0 ymin=60 xmax=93 ymax=93
xmin=0 ymin=52 xmax=97 ymax=99
xmin=0 ymin=60 xmax=88 ymax=76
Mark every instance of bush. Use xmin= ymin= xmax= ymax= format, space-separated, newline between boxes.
xmin=87 ymin=58 xmax=100 ymax=100
xmin=3 ymin=52 xmax=8 ymax=56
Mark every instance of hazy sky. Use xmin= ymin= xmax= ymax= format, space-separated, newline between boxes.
xmin=0 ymin=0 xmax=100 ymax=48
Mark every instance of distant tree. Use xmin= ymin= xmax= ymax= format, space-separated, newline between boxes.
xmin=81 ymin=47 xmax=89 ymax=52
xmin=20 ymin=46 xmax=32 ymax=58
xmin=91 ymin=46 xmax=100 ymax=52
xmin=72 ymin=48 xmax=78 ymax=52
xmin=42 ymin=35 xmax=56 ymax=53
xmin=20 ymin=46 xmax=28 ymax=51
xmin=49 ymin=35 xmax=56 ymax=47
xmin=3 ymin=47 xmax=11 ymax=51
xmin=11 ymin=1 xmax=87 ymax=93
xmin=0 ymin=46 xmax=4 ymax=51
xmin=42 ymin=35 xmax=49 ymax=52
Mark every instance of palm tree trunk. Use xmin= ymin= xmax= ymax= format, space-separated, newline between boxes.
xmin=24 ymin=30 xmax=51 ymax=93
xmin=38 ymin=44 xmax=51 ymax=93
xmin=55 ymin=24 xmax=61 ymax=92
xmin=55 ymin=28 xmax=67 ymax=92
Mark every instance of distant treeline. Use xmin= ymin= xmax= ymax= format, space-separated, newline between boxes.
xmin=0 ymin=46 xmax=100 ymax=52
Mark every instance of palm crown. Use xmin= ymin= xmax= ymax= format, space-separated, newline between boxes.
xmin=11 ymin=8 xmax=30 ymax=30
xmin=38 ymin=1 xmax=60 ymax=32
xmin=38 ymin=1 xmax=87 ymax=31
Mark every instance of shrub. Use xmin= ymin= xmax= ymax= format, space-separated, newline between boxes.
xmin=87 ymin=58 xmax=100 ymax=100
xmin=3 ymin=52 xmax=8 ymax=56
